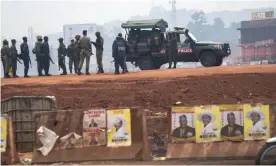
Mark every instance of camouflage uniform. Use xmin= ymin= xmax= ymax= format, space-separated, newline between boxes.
xmin=57 ymin=38 xmax=67 ymax=75
xmin=20 ymin=37 xmax=30 ymax=77
xmin=168 ymin=36 xmax=177 ymax=68
xmin=92 ymin=32 xmax=104 ymax=74
xmin=1 ymin=40 xmax=11 ymax=78
xmin=75 ymin=35 xmax=81 ymax=73
xmin=34 ymin=36 xmax=44 ymax=76
xmin=10 ymin=39 xmax=19 ymax=77
xmin=78 ymin=32 xmax=92 ymax=75
xmin=67 ymin=39 xmax=78 ymax=74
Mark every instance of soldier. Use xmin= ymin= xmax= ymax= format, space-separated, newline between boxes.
xmin=10 ymin=39 xmax=19 ymax=78
xmin=57 ymin=38 xmax=67 ymax=75
xmin=34 ymin=36 xmax=44 ymax=76
xmin=75 ymin=35 xmax=81 ymax=72
xmin=78 ymin=30 xmax=92 ymax=75
xmin=20 ymin=37 xmax=31 ymax=77
xmin=41 ymin=36 xmax=51 ymax=76
xmin=112 ymin=33 xmax=128 ymax=74
xmin=91 ymin=31 xmax=104 ymax=74
xmin=1 ymin=39 xmax=11 ymax=78
xmin=67 ymin=39 xmax=78 ymax=74
xmin=168 ymin=34 xmax=177 ymax=69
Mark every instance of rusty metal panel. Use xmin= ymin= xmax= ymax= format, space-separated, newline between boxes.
xmin=166 ymin=104 xmax=276 ymax=159
xmin=1 ymin=96 xmax=57 ymax=114
xmin=32 ymin=108 xmax=146 ymax=164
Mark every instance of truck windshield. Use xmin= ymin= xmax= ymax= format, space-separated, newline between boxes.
xmin=188 ymin=31 xmax=198 ymax=42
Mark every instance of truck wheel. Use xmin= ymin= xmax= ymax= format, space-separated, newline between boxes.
xmin=200 ymin=52 xmax=217 ymax=67
xmin=138 ymin=57 xmax=156 ymax=70
xmin=216 ymin=57 xmax=223 ymax=66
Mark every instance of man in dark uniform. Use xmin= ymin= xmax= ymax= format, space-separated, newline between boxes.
xmin=1 ymin=39 xmax=11 ymax=78
xmin=112 ymin=33 xmax=128 ymax=74
xmin=20 ymin=37 xmax=31 ymax=77
xmin=41 ymin=36 xmax=51 ymax=76
xmin=34 ymin=35 xmax=44 ymax=76
xmin=10 ymin=39 xmax=19 ymax=78
xmin=172 ymin=115 xmax=195 ymax=138
xmin=57 ymin=38 xmax=67 ymax=75
xmin=91 ymin=32 xmax=104 ymax=74
xmin=67 ymin=39 xmax=78 ymax=74
xmin=168 ymin=34 xmax=177 ymax=69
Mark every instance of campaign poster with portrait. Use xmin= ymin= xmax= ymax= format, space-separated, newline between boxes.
xmin=1 ymin=115 xmax=8 ymax=152
xmin=243 ymin=104 xmax=270 ymax=140
xmin=195 ymin=105 xmax=221 ymax=143
xmin=219 ymin=105 xmax=244 ymax=141
xmin=83 ymin=109 xmax=106 ymax=146
xmin=107 ymin=109 xmax=131 ymax=147
xmin=171 ymin=106 xmax=196 ymax=143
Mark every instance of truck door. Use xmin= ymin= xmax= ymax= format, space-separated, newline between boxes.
xmin=175 ymin=33 xmax=196 ymax=62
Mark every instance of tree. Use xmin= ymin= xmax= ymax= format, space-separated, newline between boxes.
xmin=213 ymin=17 xmax=225 ymax=29
xmin=191 ymin=11 xmax=207 ymax=27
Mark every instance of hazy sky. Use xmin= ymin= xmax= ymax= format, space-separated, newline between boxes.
xmin=1 ymin=0 xmax=276 ymax=40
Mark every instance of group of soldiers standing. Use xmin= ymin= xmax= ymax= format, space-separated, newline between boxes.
xmin=1 ymin=29 xmax=129 ymax=78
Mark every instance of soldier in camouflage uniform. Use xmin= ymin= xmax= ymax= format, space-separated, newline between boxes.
xmin=20 ymin=37 xmax=30 ymax=77
xmin=91 ymin=31 xmax=104 ymax=74
xmin=34 ymin=35 xmax=44 ymax=76
xmin=67 ymin=39 xmax=78 ymax=74
xmin=57 ymin=38 xmax=67 ymax=75
xmin=10 ymin=39 xmax=19 ymax=78
xmin=78 ymin=30 xmax=92 ymax=75
xmin=168 ymin=34 xmax=178 ymax=69
xmin=1 ymin=39 xmax=11 ymax=78
xmin=41 ymin=36 xmax=51 ymax=76
xmin=75 ymin=35 xmax=81 ymax=73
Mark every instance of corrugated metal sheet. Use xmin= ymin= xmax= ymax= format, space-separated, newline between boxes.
xmin=166 ymin=104 xmax=276 ymax=159
xmin=32 ymin=108 xmax=148 ymax=164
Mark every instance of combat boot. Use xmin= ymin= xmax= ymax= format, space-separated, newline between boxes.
xmin=69 ymin=69 xmax=73 ymax=74
xmin=77 ymin=68 xmax=83 ymax=75
xmin=24 ymin=74 xmax=30 ymax=78
xmin=100 ymin=68 xmax=104 ymax=73
xmin=115 ymin=69 xmax=120 ymax=74
xmin=85 ymin=69 xmax=90 ymax=75
xmin=96 ymin=68 xmax=101 ymax=74
xmin=4 ymin=73 xmax=11 ymax=78
xmin=13 ymin=72 xmax=19 ymax=78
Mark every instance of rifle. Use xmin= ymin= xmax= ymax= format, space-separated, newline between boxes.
xmin=16 ymin=58 xmax=22 ymax=64
xmin=28 ymin=57 xmax=32 ymax=68
xmin=49 ymin=56 xmax=55 ymax=64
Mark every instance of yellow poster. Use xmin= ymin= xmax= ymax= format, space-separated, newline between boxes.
xmin=107 ymin=109 xmax=131 ymax=147
xmin=171 ymin=106 xmax=196 ymax=143
xmin=244 ymin=104 xmax=270 ymax=140
xmin=195 ymin=105 xmax=221 ymax=143
xmin=1 ymin=115 xmax=8 ymax=152
xmin=220 ymin=105 xmax=244 ymax=141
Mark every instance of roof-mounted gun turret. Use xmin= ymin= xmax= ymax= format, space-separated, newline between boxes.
xmin=174 ymin=27 xmax=185 ymax=31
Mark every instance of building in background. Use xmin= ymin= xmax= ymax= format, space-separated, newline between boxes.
xmin=237 ymin=11 xmax=276 ymax=64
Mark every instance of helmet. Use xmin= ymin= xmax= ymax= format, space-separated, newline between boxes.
xmin=37 ymin=35 xmax=42 ymax=40
xmin=44 ymin=36 xmax=49 ymax=40
xmin=11 ymin=39 xmax=16 ymax=43
xmin=118 ymin=33 xmax=122 ymax=37
xmin=95 ymin=31 xmax=100 ymax=36
xmin=3 ymin=39 xmax=8 ymax=45
xmin=70 ymin=39 xmax=74 ymax=42
xmin=75 ymin=35 xmax=80 ymax=39
xmin=22 ymin=36 xmax=27 ymax=41
xmin=58 ymin=38 xmax=63 ymax=41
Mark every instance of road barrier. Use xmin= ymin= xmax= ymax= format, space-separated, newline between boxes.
xmin=31 ymin=108 xmax=151 ymax=164
xmin=166 ymin=104 xmax=276 ymax=160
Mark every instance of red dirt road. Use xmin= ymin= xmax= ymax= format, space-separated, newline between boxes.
xmin=2 ymin=65 xmax=276 ymax=111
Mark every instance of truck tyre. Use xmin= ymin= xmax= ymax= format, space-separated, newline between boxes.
xmin=216 ymin=57 xmax=223 ymax=66
xmin=138 ymin=57 xmax=156 ymax=70
xmin=200 ymin=52 xmax=217 ymax=67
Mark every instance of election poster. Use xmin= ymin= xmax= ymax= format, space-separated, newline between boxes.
xmin=243 ymin=104 xmax=270 ymax=140
xmin=83 ymin=109 xmax=106 ymax=146
xmin=1 ymin=115 xmax=8 ymax=152
xmin=107 ymin=109 xmax=131 ymax=147
xmin=171 ymin=106 xmax=196 ymax=143
xmin=220 ymin=105 xmax=244 ymax=141
xmin=195 ymin=105 xmax=221 ymax=143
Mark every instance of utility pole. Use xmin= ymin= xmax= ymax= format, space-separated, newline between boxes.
xmin=169 ymin=0 xmax=176 ymax=28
